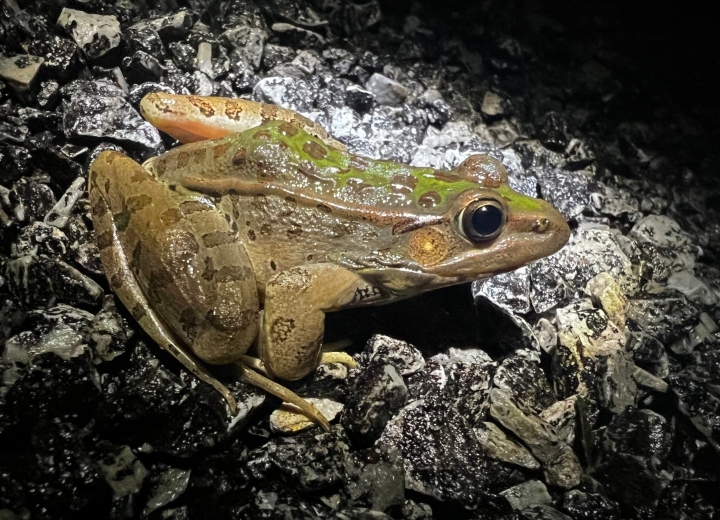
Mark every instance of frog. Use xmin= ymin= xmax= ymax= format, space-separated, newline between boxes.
xmin=88 ymin=93 xmax=571 ymax=431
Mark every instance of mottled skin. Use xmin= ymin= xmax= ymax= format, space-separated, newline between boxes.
xmin=88 ymin=94 xmax=571 ymax=430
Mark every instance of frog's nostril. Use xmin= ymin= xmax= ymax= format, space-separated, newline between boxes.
xmin=532 ymin=218 xmax=550 ymax=233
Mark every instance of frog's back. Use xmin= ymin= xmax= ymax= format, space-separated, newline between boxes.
xmin=145 ymin=121 xmax=480 ymax=215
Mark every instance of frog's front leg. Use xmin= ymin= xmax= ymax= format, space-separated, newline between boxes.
xmin=260 ymin=264 xmax=374 ymax=381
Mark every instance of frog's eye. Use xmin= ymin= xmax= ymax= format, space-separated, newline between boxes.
xmin=459 ymin=198 xmax=505 ymax=243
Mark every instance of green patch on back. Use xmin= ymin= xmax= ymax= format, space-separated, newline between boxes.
xmin=253 ymin=121 xmax=484 ymax=207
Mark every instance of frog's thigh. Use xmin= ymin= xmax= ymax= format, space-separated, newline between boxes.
xmin=260 ymin=263 xmax=366 ymax=380
xmin=89 ymin=157 xmax=239 ymax=413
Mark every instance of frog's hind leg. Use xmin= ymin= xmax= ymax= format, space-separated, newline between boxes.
xmin=237 ymin=364 xmax=331 ymax=431
xmin=89 ymin=153 xmax=239 ymax=414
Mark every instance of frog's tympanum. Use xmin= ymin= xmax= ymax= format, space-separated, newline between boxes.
xmin=89 ymin=93 xmax=570 ymax=430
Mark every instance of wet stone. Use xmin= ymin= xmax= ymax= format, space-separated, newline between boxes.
xmin=591 ymin=407 xmax=674 ymax=510
xmin=96 ymin=342 xmax=260 ymax=458
xmin=474 ymin=421 xmax=540 ymax=469
xmin=254 ymin=76 xmax=314 ymax=113
xmin=142 ymin=465 xmax=191 ymax=517
xmin=169 ymin=41 xmax=196 ymax=72
xmin=221 ymin=26 xmax=267 ymax=70
xmin=342 ymin=354 xmax=408 ymax=444
xmin=62 ymin=80 xmax=162 ymax=155
xmin=341 ymin=444 xmax=405 ymax=512
xmin=500 ymin=480 xmax=552 ymax=510
xmin=121 ymin=50 xmax=166 ymax=84
xmin=247 ymin=426 xmax=350 ymax=492
xmin=560 ymin=489 xmax=620 ymax=520
xmin=365 ymin=73 xmax=409 ymax=106
xmin=128 ymin=10 xmax=193 ymax=41
xmin=345 ymin=84 xmax=374 ymax=113
xmin=26 ymin=36 xmax=81 ymax=81
xmin=0 ymin=54 xmax=44 ymax=95
xmin=57 ymin=9 xmax=121 ymax=60
xmin=272 ymin=23 xmax=326 ymax=50
xmin=124 ymin=25 xmax=167 ymax=60
xmin=493 ymin=350 xmax=556 ymax=415
xmin=379 ymin=392 xmax=491 ymax=507
xmin=490 ymin=389 xmax=582 ymax=489
xmin=365 ymin=334 xmax=425 ymax=376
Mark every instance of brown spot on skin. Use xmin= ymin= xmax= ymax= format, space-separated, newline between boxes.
xmin=307 ymin=254 xmax=313 ymax=261
xmin=110 ymin=273 xmax=124 ymax=289
xmin=270 ymin=260 xmax=277 ymax=270
xmin=252 ymin=194 xmax=267 ymax=210
xmin=261 ymin=104 xmax=279 ymax=121
xmin=189 ymin=96 xmax=215 ymax=117
xmin=127 ymin=194 xmax=153 ymax=212
xmin=151 ymin=266 xmax=174 ymax=287
xmin=193 ymin=148 xmax=207 ymax=163
xmin=217 ymin=265 xmax=251 ymax=282
xmin=287 ymin=227 xmax=303 ymax=239
xmin=391 ymin=173 xmax=418 ymax=192
xmin=316 ymin=203 xmax=332 ymax=214
xmin=202 ymin=231 xmax=236 ymax=248
xmin=96 ymin=230 xmax=113 ymax=250
xmin=457 ymin=154 xmax=507 ymax=188
xmin=176 ymin=151 xmax=190 ymax=168
xmin=408 ymin=227 xmax=450 ymax=266
xmin=278 ymin=121 xmax=299 ymax=137
xmin=303 ymin=141 xmax=327 ymax=160
xmin=113 ymin=203 xmax=133 ymax=233
xmin=132 ymin=241 xmax=144 ymax=271
xmin=253 ymin=129 xmax=272 ymax=140
xmin=247 ymin=229 xmax=256 ymax=241
xmin=155 ymin=160 xmax=167 ymax=177
xmin=232 ymin=147 xmax=247 ymax=167
xmin=129 ymin=168 xmax=147 ymax=183
xmin=260 ymin=224 xmax=272 ymax=236
xmin=270 ymin=317 xmax=295 ymax=343
xmin=172 ymin=231 xmax=201 ymax=259
xmin=180 ymin=307 xmax=199 ymax=341
xmin=202 ymin=256 xmax=215 ymax=281
xmin=91 ymin=196 xmax=106 ymax=217
xmin=213 ymin=143 xmax=230 ymax=158
xmin=131 ymin=304 xmax=146 ymax=321
xmin=180 ymin=200 xmax=212 ymax=214
xmin=224 ymin=100 xmax=244 ymax=120
xmin=104 ymin=178 xmax=111 ymax=193
xmin=432 ymin=170 xmax=462 ymax=183
xmin=160 ymin=208 xmax=183 ymax=225
xmin=418 ymin=191 xmax=441 ymax=208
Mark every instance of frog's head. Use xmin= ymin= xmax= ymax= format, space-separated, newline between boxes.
xmin=383 ymin=155 xmax=570 ymax=289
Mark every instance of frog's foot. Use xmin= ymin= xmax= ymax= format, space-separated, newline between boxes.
xmin=238 ymin=363 xmax=331 ymax=431
xmin=320 ymin=351 xmax=357 ymax=369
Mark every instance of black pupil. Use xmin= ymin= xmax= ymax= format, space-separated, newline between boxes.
xmin=471 ymin=204 xmax=503 ymax=236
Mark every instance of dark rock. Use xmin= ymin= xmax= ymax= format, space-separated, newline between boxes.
xmin=128 ymin=11 xmax=193 ymax=42
xmin=96 ymin=342 xmax=261 ymax=458
xmin=0 ymin=420 xmax=112 ymax=518
xmin=272 ymin=23 xmax=326 ymax=50
xmin=254 ymin=76 xmax=314 ymax=112
xmin=247 ymin=425 xmax=350 ymax=492
xmin=560 ymin=489 xmax=620 ymax=520
xmin=124 ymin=25 xmax=167 ymax=60
xmin=380 ymin=391 xmax=491 ymax=507
xmin=261 ymin=44 xmax=297 ymax=70
xmin=26 ymin=36 xmax=81 ymax=81
xmin=127 ymin=81 xmax=176 ymax=108
xmin=345 ymin=84 xmax=374 ymax=113
xmin=341 ymin=444 xmax=405 ymax=512
xmin=142 ymin=465 xmax=191 ymax=517
xmin=121 ymin=50 xmax=166 ymax=84
xmin=0 ymin=143 xmax=33 ymax=184
xmin=169 ymin=41 xmax=196 ymax=72
xmin=220 ymin=25 xmax=267 ymax=70
xmin=363 ymin=334 xmax=425 ymax=376
xmin=94 ymin=441 xmax=149 ymax=518
xmin=8 ymin=175 xmax=56 ymax=224
xmin=591 ymin=408 xmax=674 ymax=510
xmin=493 ymin=351 xmax=555 ymax=415
xmin=342 ymin=355 xmax=408 ymax=443
xmin=62 ymin=80 xmax=162 ymax=156
xmin=56 ymin=8 xmax=121 ymax=60
xmin=324 ymin=48 xmax=357 ymax=75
